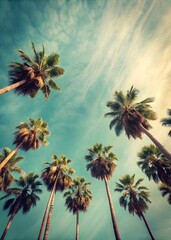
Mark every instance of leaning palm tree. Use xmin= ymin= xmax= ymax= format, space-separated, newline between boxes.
xmin=115 ymin=174 xmax=155 ymax=240
xmin=105 ymin=86 xmax=171 ymax=160
xmin=85 ymin=143 xmax=121 ymax=240
xmin=137 ymin=145 xmax=171 ymax=186
xmin=64 ymin=177 xmax=92 ymax=240
xmin=158 ymin=183 xmax=171 ymax=204
xmin=0 ymin=118 xmax=50 ymax=171
xmin=161 ymin=109 xmax=171 ymax=137
xmin=0 ymin=173 xmax=42 ymax=240
xmin=38 ymin=154 xmax=75 ymax=240
xmin=0 ymin=42 xmax=64 ymax=100
xmin=0 ymin=148 xmax=24 ymax=191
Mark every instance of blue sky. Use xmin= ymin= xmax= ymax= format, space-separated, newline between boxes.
xmin=0 ymin=0 xmax=171 ymax=239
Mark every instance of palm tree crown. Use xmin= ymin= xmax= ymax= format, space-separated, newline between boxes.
xmin=137 ymin=145 xmax=171 ymax=186
xmin=8 ymin=42 xmax=64 ymax=100
xmin=105 ymin=86 xmax=156 ymax=139
xmin=159 ymin=183 xmax=171 ymax=204
xmin=115 ymin=174 xmax=151 ymax=218
xmin=41 ymin=154 xmax=75 ymax=192
xmin=2 ymin=172 xmax=42 ymax=216
xmin=85 ymin=143 xmax=117 ymax=180
xmin=64 ymin=177 xmax=92 ymax=214
xmin=0 ymin=148 xmax=24 ymax=191
xmin=13 ymin=117 xmax=50 ymax=151
xmin=161 ymin=109 xmax=171 ymax=137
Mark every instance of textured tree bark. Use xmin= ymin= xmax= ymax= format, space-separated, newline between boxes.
xmin=37 ymin=189 xmax=55 ymax=240
xmin=140 ymin=125 xmax=171 ymax=161
xmin=104 ymin=176 xmax=121 ymax=240
xmin=0 ymin=80 xmax=27 ymax=95
xmin=0 ymin=144 xmax=22 ymax=171
xmin=140 ymin=212 xmax=156 ymax=240
xmin=0 ymin=201 xmax=20 ymax=240
xmin=43 ymin=192 xmax=56 ymax=240
xmin=75 ymin=211 xmax=79 ymax=240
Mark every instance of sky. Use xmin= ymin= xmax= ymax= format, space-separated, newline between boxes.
xmin=0 ymin=0 xmax=171 ymax=239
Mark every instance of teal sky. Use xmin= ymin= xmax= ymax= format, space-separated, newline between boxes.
xmin=0 ymin=0 xmax=171 ymax=239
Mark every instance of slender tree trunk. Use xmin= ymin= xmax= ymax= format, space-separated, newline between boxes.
xmin=0 ymin=201 xmax=20 ymax=240
xmin=75 ymin=211 xmax=79 ymax=240
xmin=140 ymin=125 xmax=171 ymax=161
xmin=43 ymin=192 xmax=55 ymax=240
xmin=104 ymin=176 xmax=121 ymax=240
xmin=140 ymin=212 xmax=155 ymax=240
xmin=0 ymin=80 xmax=27 ymax=95
xmin=0 ymin=144 xmax=22 ymax=171
xmin=38 ymin=177 xmax=58 ymax=240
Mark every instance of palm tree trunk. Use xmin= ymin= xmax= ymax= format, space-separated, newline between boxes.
xmin=0 ymin=80 xmax=27 ymax=95
xmin=138 ymin=208 xmax=155 ymax=240
xmin=0 ymin=201 xmax=20 ymax=240
xmin=140 ymin=125 xmax=171 ymax=161
xmin=0 ymin=144 xmax=22 ymax=171
xmin=38 ymin=177 xmax=58 ymax=240
xmin=43 ymin=192 xmax=55 ymax=240
xmin=75 ymin=211 xmax=79 ymax=240
xmin=104 ymin=176 xmax=121 ymax=240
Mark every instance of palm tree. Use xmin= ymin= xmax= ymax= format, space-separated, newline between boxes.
xmin=85 ymin=143 xmax=121 ymax=240
xmin=0 ymin=118 xmax=50 ymax=171
xmin=64 ymin=177 xmax=92 ymax=240
xmin=161 ymin=109 xmax=171 ymax=137
xmin=137 ymin=145 xmax=171 ymax=186
xmin=0 ymin=42 xmax=64 ymax=100
xmin=158 ymin=183 xmax=171 ymax=204
xmin=115 ymin=174 xmax=155 ymax=240
xmin=0 ymin=173 xmax=42 ymax=240
xmin=38 ymin=154 xmax=75 ymax=240
xmin=0 ymin=148 xmax=24 ymax=191
xmin=105 ymin=86 xmax=171 ymax=160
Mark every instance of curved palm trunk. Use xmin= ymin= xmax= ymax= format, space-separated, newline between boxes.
xmin=0 ymin=80 xmax=27 ymax=95
xmin=104 ymin=176 xmax=121 ymax=240
xmin=43 ymin=192 xmax=56 ymax=240
xmin=0 ymin=144 xmax=22 ymax=171
xmin=0 ymin=201 xmax=20 ymax=240
xmin=140 ymin=212 xmax=155 ymax=240
xmin=140 ymin=125 xmax=171 ymax=161
xmin=38 ymin=177 xmax=58 ymax=240
xmin=76 ymin=211 xmax=79 ymax=240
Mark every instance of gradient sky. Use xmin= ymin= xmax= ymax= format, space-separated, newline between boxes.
xmin=0 ymin=0 xmax=171 ymax=240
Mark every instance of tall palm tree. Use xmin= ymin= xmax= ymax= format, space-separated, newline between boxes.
xmin=105 ymin=86 xmax=171 ymax=160
xmin=0 ymin=173 xmax=42 ymax=240
xmin=85 ymin=143 xmax=121 ymax=240
xmin=115 ymin=174 xmax=155 ymax=240
xmin=38 ymin=154 xmax=75 ymax=240
xmin=0 ymin=118 xmax=50 ymax=171
xmin=0 ymin=148 xmax=24 ymax=191
xmin=161 ymin=109 xmax=171 ymax=137
xmin=158 ymin=183 xmax=171 ymax=204
xmin=137 ymin=145 xmax=171 ymax=186
xmin=0 ymin=42 xmax=64 ymax=100
xmin=64 ymin=177 xmax=92 ymax=240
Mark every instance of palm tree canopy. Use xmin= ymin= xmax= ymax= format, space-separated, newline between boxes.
xmin=9 ymin=42 xmax=64 ymax=100
xmin=85 ymin=143 xmax=117 ymax=180
xmin=0 ymin=148 xmax=24 ymax=191
xmin=13 ymin=118 xmax=50 ymax=151
xmin=114 ymin=174 xmax=151 ymax=218
xmin=161 ymin=109 xmax=171 ymax=137
xmin=159 ymin=183 xmax=171 ymax=204
xmin=1 ymin=173 xmax=42 ymax=216
xmin=137 ymin=145 xmax=171 ymax=185
xmin=105 ymin=86 xmax=157 ymax=139
xmin=41 ymin=154 xmax=75 ymax=192
xmin=64 ymin=177 xmax=92 ymax=214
